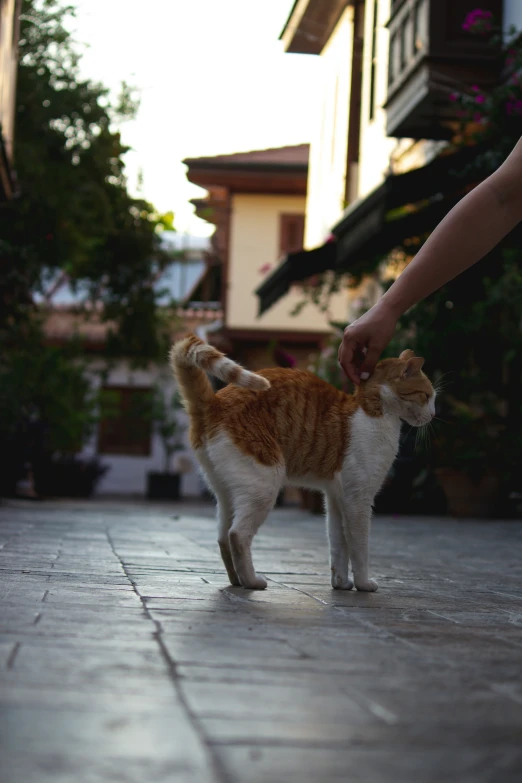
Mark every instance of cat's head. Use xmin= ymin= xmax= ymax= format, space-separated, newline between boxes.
xmin=361 ymin=349 xmax=435 ymax=426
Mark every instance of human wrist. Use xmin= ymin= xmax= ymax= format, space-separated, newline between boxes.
xmin=376 ymin=292 xmax=403 ymax=322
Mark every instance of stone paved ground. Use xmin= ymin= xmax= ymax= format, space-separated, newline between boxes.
xmin=1 ymin=500 xmax=522 ymax=783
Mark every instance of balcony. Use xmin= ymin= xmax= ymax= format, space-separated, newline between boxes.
xmin=385 ymin=0 xmax=502 ymax=139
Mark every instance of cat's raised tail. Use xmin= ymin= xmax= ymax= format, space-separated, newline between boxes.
xmin=170 ymin=334 xmax=270 ymax=412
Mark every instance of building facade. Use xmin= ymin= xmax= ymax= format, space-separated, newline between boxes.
xmin=184 ymin=144 xmax=347 ymax=371
xmin=258 ymin=0 xmax=520 ymax=319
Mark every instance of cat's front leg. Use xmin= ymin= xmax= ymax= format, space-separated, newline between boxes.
xmin=326 ymin=493 xmax=353 ymax=590
xmin=344 ymin=505 xmax=378 ymax=592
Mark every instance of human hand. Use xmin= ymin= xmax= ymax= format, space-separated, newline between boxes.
xmin=338 ymin=302 xmax=399 ymax=385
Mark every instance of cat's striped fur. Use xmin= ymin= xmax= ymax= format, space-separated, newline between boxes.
xmin=170 ymin=335 xmax=435 ymax=591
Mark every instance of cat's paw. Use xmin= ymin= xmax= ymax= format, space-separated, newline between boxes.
xmin=330 ymin=565 xmax=353 ymax=590
xmin=355 ymin=578 xmax=378 ymax=592
xmin=241 ymin=575 xmax=267 ymax=590
xmin=331 ymin=574 xmax=354 ymax=590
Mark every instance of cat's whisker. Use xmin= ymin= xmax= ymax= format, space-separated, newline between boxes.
xmin=414 ymin=423 xmax=433 ymax=453
xmin=427 ymin=421 xmax=442 ymax=449
xmin=434 ymin=382 xmax=450 ymax=390
xmin=414 ymin=427 xmax=421 ymax=451
xmin=434 ymin=371 xmax=455 ymax=385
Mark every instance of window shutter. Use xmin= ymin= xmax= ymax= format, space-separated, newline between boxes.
xmin=279 ymin=214 xmax=305 ymax=257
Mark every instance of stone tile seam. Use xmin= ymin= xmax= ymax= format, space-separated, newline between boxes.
xmin=104 ymin=526 xmax=232 ymax=783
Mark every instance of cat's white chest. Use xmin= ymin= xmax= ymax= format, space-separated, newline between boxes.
xmin=343 ymin=408 xmax=401 ymax=495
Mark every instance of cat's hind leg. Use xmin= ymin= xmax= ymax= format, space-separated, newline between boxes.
xmin=207 ymin=435 xmax=283 ymax=590
xmin=325 ymin=489 xmax=353 ymax=590
xmin=228 ymin=489 xmax=277 ymax=590
xmin=196 ymin=447 xmax=240 ymax=586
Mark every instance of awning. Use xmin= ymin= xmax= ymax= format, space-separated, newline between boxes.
xmin=256 ymin=145 xmax=481 ymax=315
xmin=254 ymin=242 xmax=337 ymax=315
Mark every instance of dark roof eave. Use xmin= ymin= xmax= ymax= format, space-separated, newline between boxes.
xmin=256 ymin=145 xmax=485 ymax=315
xmin=183 ymin=160 xmax=308 ymax=174
xmin=256 ymin=242 xmax=337 ymax=316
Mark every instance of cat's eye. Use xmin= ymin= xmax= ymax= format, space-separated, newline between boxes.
xmin=402 ymin=392 xmax=430 ymax=404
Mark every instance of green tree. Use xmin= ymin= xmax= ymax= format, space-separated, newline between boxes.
xmin=0 ymin=0 xmax=179 ymax=494
xmin=0 ymin=0 xmax=176 ymax=360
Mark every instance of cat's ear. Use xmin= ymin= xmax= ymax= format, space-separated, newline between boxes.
xmin=399 ymin=349 xmax=415 ymax=361
xmin=401 ymin=357 xmax=425 ymax=378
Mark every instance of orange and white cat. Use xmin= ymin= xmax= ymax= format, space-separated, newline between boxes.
xmin=170 ymin=335 xmax=435 ymax=592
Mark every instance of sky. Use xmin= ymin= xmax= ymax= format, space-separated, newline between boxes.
xmin=73 ymin=0 xmax=324 ymax=237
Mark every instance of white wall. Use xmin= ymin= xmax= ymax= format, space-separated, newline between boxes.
xmin=228 ymin=193 xmax=347 ymax=330
xmin=504 ymin=0 xmax=522 ymax=33
xmin=0 ymin=0 xmax=19 ymax=161
xmin=81 ymin=361 xmax=203 ymax=498
xmin=357 ymin=0 xmax=397 ymax=199
xmin=304 ymin=7 xmax=354 ymax=248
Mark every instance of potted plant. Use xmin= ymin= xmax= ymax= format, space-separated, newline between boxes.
xmin=0 ymin=337 xmax=110 ymax=499
xmin=145 ymin=386 xmax=187 ymax=501
xmin=432 ymin=395 xmax=502 ymax=518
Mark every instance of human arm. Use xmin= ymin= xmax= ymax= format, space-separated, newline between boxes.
xmin=338 ymin=137 xmax=522 ymax=384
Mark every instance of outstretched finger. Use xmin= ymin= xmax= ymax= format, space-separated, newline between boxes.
xmin=359 ymin=343 xmax=382 ymax=379
xmin=338 ymin=340 xmax=361 ymax=385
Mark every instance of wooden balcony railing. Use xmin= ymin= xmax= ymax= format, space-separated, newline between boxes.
xmin=385 ymin=0 xmax=502 ymax=139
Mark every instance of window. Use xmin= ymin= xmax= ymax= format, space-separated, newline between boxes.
xmin=413 ymin=0 xmax=424 ymax=54
xmin=400 ymin=18 xmax=408 ymax=70
xmin=369 ymin=0 xmax=379 ymax=121
xmin=98 ymin=386 xmax=152 ymax=456
xmin=389 ymin=31 xmax=398 ymax=86
xmin=279 ymin=214 xmax=305 ymax=257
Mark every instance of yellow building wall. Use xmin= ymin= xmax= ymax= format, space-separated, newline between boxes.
xmin=227 ymin=193 xmax=347 ymax=331
xmin=304 ymin=6 xmax=354 ymax=249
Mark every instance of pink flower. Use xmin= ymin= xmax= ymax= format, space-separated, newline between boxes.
xmin=273 ymin=346 xmax=296 ymax=368
xmin=505 ymin=99 xmax=522 ymax=116
xmin=258 ymin=263 xmax=272 ymax=275
xmin=475 ymin=94 xmax=485 ymax=104
xmin=449 ymin=92 xmax=459 ymax=102
xmin=462 ymin=9 xmax=493 ymax=34
xmin=473 ymin=112 xmax=483 ymax=123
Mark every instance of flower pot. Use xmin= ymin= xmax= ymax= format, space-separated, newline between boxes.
xmin=435 ymin=468 xmax=499 ymax=518
xmin=146 ymin=472 xmax=181 ymax=501
xmin=33 ymin=457 xmax=109 ymax=498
